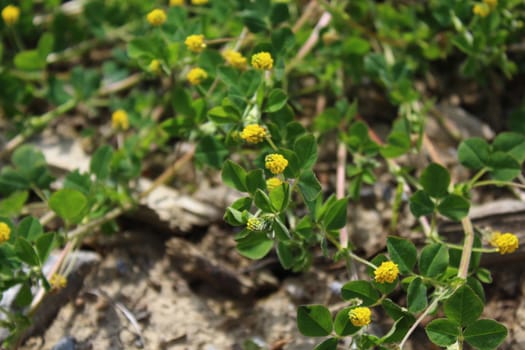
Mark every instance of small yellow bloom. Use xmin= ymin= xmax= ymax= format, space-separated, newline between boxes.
xmin=0 ymin=222 xmax=11 ymax=244
xmin=186 ymin=67 xmax=208 ymax=85
xmin=146 ymin=9 xmax=167 ymax=26
xmin=2 ymin=5 xmax=20 ymax=26
xmin=170 ymin=0 xmax=184 ymax=6
xmin=483 ymin=0 xmax=497 ymax=10
xmin=185 ymin=34 xmax=206 ymax=53
xmin=349 ymin=307 xmax=372 ymax=327
xmin=149 ymin=59 xmax=162 ymax=74
xmin=191 ymin=0 xmax=209 ymax=5
xmin=240 ymin=124 xmax=266 ymax=144
xmin=490 ymin=232 xmax=519 ymax=255
xmin=251 ymin=51 xmax=274 ymax=70
xmin=473 ymin=3 xmax=490 ymax=17
xmin=266 ymin=177 xmax=283 ymax=192
xmin=247 ymin=217 xmax=263 ymax=232
xmin=112 ymin=109 xmax=129 ymax=131
xmin=265 ymin=154 xmax=288 ymax=175
xmin=223 ymin=50 xmax=247 ymax=69
xmin=49 ymin=274 xmax=67 ymax=290
xmin=374 ymin=261 xmax=399 ymax=284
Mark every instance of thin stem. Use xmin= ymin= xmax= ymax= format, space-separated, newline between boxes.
xmin=468 ymin=168 xmax=488 ymax=188
xmin=336 ymin=142 xmax=348 ymax=249
xmin=265 ymin=136 xmax=279 ymax=151
xmin=458 ymin=217 xmax=475 ymax=279
xmin=474 ymin=180 xmax=525 ymax=190
xmin=399 ymin=292 xmax=444 ymax=349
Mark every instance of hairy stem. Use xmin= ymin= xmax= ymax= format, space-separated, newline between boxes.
xmin=458 ymin=217 xmax=474 ymax=279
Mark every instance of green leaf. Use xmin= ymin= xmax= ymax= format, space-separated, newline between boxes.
xmin=270 ymin=4 xmax=290 ymax=26
xmin=444 ymin=285 xmax=484 ymax=327
xmin=0 ymin=167 xmax=30 ymax=195
xmin=297 ymin=305 xmax=333 ymax=337
xmin=90 ymin=145 xmax=113 ymax=180
xmin=276 ymin=240 xmax=303 ymax=269
xmin=269 ymin=182 xmax=290 ymax=212
xmin=35 ymin=233 xmax=55 ymax=262
xmin=236 ymin=232 xmax=273 ymax=259
xmin=419 ymin=243 xmax=449 ymax=278
xmin=464 ymin=319 xmax=507 ymax=350
xmin=476 ymin=268 xmax=493 ymax=284
xmin=195 ymin=135 xmax=229 ymax=169
xmin=420 ymin=163 xmax=450 ymax=198
xmin=221 ymin=160 xmax=248 ymax=192
xmin=17 ymin=216 xmax=43 ymax=242
xmin=343 ymin=36 xmax=371 ymax=55
xmin=380 ymin=131 xmax=411 ymax=158
xmin=425 ymin=318 xmax=461 ymax=347
xmin=254 ymin=189 xmax=274 ymax=213
xmin=437 ymin=194 xmax=470 ymax=221
xmin=48 ymin=189 xmax=88 ymax=224
xmin=458 ymin=138 xmax=489 ymax=170
xmin=341 ymin=280 xmax=380 ymax=306
xmin=0 ymin=191 xmax=28 ymax=218
xmin=407 ymin=277 xmax=427 ymax=313
xmin=322 ymin=198 xmax=348 ymax=231
xmin=409 ymin=190 xmax=435 ymax=217
xmin=207 ymin=106 xmax=240 ymax=124
xmin=63 ymin=171 xmax=92 ymax=195
xmin=273 ymin=218 xmax=291 ymax=241
xmin=15 ymin=237 xmax=40 ymax=266
xmin=37 ymin=32 xmax=54 ymax=59
xmin=15 ymin=283 xmax=33 ymax=308
xmin=381 ymin=299 xmax=407 ymax=321
xmin=246 ymin=169 xmax=266 ymax=195
xmin=487 ymin=151 xmax=521 ymax=181
xmin=12 ymin=145 xmax=48 ymax=179
xmin=294 ymin=134 xmax=318 ymax=170
xmin=386 ymin=236 xmax=417 ymax=274
xmin=264 ymin=89 xmax=288 ymax=113
xmin=492 ymin=132 xmax=525 ymax=163
xmin=334 ymin=307 xmax=361 ymax=336
xmin=298 ymin=170 xmax=322 ymax=202
xmin=379 ymin=315 xmax=415 ymax=343
xmin=14 ymin=50 xmax=46 ymax=71
xmin=313 ymin=338 xmax=338 ymax=350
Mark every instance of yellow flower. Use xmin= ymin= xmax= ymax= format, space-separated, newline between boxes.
xmin=149 ymin=59 xmax=162 ymax=74
xmin=2 ymin=5 xmax=20 ymax=26
xmin=170 ymin=0 xmax=184 ymax=6
xmin=349 ymin=307 xmax=372 ymax=327
xmin=191 ymin=0 xmax=209 ymax=5
xmin=473 ymin=3 xmax=490 ymax=17
xmin=265 ymin=154 xmax=288 ymax=175
xmin=266 ymin=177 xmax=283 ymax=191
xmin=49 ymin=274 xmax=67 ymax=290
xmin=490 ymin=232 xmax=519 ymax=255
xmin=483 ymin=0 xmax=497 ymax=10
xmin=146 ymin=9 xmax=167 ymax=26
xmin=223 ymin=50 xmax=247 ymax=69
xmin=112 ymin=109 xmax=129 ymax=131
xmin=240 ymin=124 xmax=266 ymax=144
xmin=374 ymin=261 xmax=399 ymax=284
xmin=0 ymin=222 xmax=11 ymax=244
xmin=186 ymin=67 xmax=208 ymax=85
xmin=247 ymin=217 xmax=263 ymax=232
xmin=251 ymin=51 xmax=274 ymax=70
xmin=185 ymin=34 xmax=206 ymax=53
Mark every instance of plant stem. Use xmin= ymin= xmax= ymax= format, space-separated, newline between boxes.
xmin=336 ymin=142 xmax=349 ymax=249
xmin=474 ymin=180 xmax=525 ymax=190
xmin=399 ymin=292 xmax=443 ymax=349
xmin=458 ymin=217 xmax=474 ymax=279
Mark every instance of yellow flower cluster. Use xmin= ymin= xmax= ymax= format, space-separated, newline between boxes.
xmin=349 ymin=307 xmax=371 ymax=327
xmin=473 ymin=0 xmax=496 ymax=17
xmin=484 ymin=0 xmax=497 ymax=10
xmin=185 ymin=34 xmax=206 ymax=53
xmin=223 ymin=50 xmax=247 ymax=69
xmin=490 ymin=232 xmax=519 ymax=255
xmin=191 ymin=0 xmax=209 ymax=5
xmin=374 ymin=261 xmax=399 ymax=284
xmin=2 ymin=5 xmax=20 ymax=26
xmin=0 ymin=222 xmax=11 ymax=244
xmin=240 ymin=124 xmax=266 ymax=144
xmin=247 ymin=217 xmax=263 ymax=232
xmin=170 ymin=0 xmax=184 ymax=6
xmin=251 ymin=52 xmax=274 ymax=70
xmin=149 ymin=59 xmax=162 ymax=74
xmin=112 ymin=109 xmax=129 ymax=131
xmin=186 ymin=67 xmax=208 ymax=85
xmin=266 ymin=177 xmax=283 ymax=191
xmin=50 ymin=274 xmax=67 ymax=290
xmin=265 ymin=154 xmax=288 ymax=175
xmin=146 ymin=9 xmax=167 ymax=26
